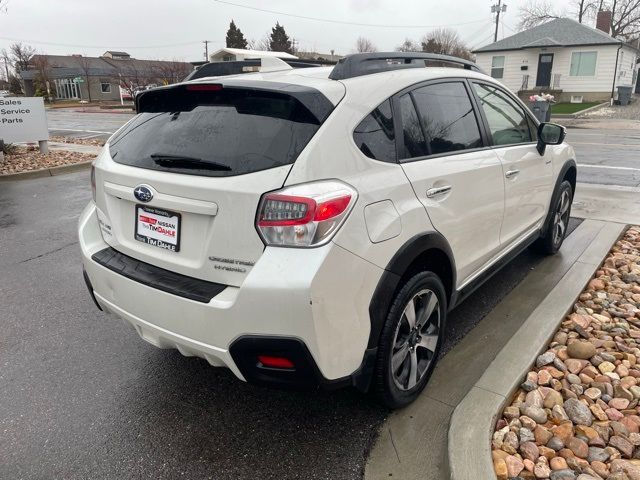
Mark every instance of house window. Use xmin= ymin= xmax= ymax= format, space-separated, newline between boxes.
xmin=570 ymin=52 xmax=597 ymax=76
xmin=101 ymin=82 xmax=111 ymax=93
xmin=491 ymin=56 xmax=505 ymax=79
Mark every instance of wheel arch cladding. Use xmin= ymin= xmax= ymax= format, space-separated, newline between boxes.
xmin=367 ymin=232 xmax=456 ymax=349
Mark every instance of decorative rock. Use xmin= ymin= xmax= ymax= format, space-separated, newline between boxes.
xmin=610 ymin=435 xmax=634 ymax=458
xmin=504 ymin=406 xmax=521 ymax=420
xmin=590 ymin=461 xmax=609 ymax=478
xmin=494 ymin=458 xmax=508 ymax=480
xmin=522 ymin=380 xmax=538 ymax=392
xmin=616 ymin=384 xmax=635 ymax=402
xmin=554 ymin=423 xmax=574 ymax=444
xmin=522 ymin=405 xmax=548 ymax=424
xmin=551 ymin=405 xmax=570 ymax=423
xmin=521 ymin=427 xmax=536 ymax=443
xmin=544 ymin=390 xmax=564 ymax=409
xmin=535 ymin=426 xmax=553 ymax=445
xmin=568 ymin=437 xmax=589 ymax=458
xmin=588 ymin=446 xmax=610 ymax=463
xmin=585 ymin=387 xmax=602 ymax=401
xmin=503 ymin=431 xmax=519 ymax=454
xmin=521 ymin=441 xmax=540 ymax=462
xmin=567 ymin=341 xmax=597 ymax=360
xmin=599 ymin=362 xmax=617 ymax=374
xmin=538 ymin=370 xmax=553 ymax=386
xmin=537 ymin=351 xmax=557 ymax=367
xmin=526 ymin=390 xmax=545 ymax=408
xmin=549 ymin=469 xmax=577 ymax=480
xmin=520 ymin=415 xmax=537 ymax=430
xmin=611 ymin=398 xmax=631 ymax=410
xmin=534 ymin=461 xmax=552 ymax=479
xmin=564 ymin=399 xmax=594 ymax=426
xmin=549 ymin=456 xmax=568 ymax=470
xmin=547 ymin=436 xmax=565 ymax=451
xmin=506 ymin=455 xmax=525 ymax=477
xmin=607 ymin=408 xmax=625 ymax=421
xmin=610 ymin=459 xmax=640 ymax=480
xmin=566 ymin=373 xmax=581 ymax=385
xmin=589 ymin=278 xmax=606 ymax=290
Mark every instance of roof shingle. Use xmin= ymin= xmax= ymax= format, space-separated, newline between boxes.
xmin=473 ymin=18 xmax=621 ymax=53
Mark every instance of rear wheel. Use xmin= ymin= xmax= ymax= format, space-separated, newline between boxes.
xmin=374 ymin=271 xmax=447 ymax=409
xmin=534 ymin=180 xmax=573 ymax=255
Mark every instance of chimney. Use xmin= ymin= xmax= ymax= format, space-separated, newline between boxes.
xmin=596 ymin=10 xmax=612 ymax=35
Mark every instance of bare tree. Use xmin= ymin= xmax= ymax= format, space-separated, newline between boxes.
xmin=0 ymin=0 xmax=8 ymax=13
xmin=518 ymin=1 xmax=563 ymax=30
xmin=9 ymin=42 xmax=36 ymax=73
xmin=248 ymin=35 xmax=271 ymax=51
xmin=31 ymin=54 xmax=52 ymax=99
xmin=573 ymin=0 xmax=598 ymax=23
xmin=421 ymin=28 xmax=471 ymax=59
xmin=608 ymin=0 xmax=640 ymax=38
xmin=355 ymin=37 xmax=377 ymax=53
xmin=75 ymin=55 xmax=94 ymax=102
xmin=396 ymin=38 xmax=420 ymax=52
xmin=156 ymin=60 xmax=192 ymax=84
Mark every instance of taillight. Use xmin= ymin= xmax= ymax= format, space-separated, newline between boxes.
xmin=90 ymin=164 xmax=96 ymax=202
xmin=256 ymin=181 xmax=357 ymax=247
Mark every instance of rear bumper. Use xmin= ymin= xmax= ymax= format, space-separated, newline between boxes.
xmin=79 ymin=203 xmax=383 ymax=387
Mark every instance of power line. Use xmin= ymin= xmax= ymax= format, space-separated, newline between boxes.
xmin=212 ymin=0 xmax=488 ymax=29
xmin=0 ymin=35 xmax=209 ymax=50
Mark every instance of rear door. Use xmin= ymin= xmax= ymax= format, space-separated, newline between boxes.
xmin=397 ymin=80 xmax=505 ymax=286
xmin=470 ymin=82 xmax=553 ymax=247
xmin=93 ymin=83 xmax=338 ymax=287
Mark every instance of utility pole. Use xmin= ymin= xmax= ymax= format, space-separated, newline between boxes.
xmin=491 ymin=0 xmax=507 ymax=43
xmin=203 ymin=40 xmax=210 ymax=61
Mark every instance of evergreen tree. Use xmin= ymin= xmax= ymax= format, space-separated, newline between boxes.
xmin=269 ymin=22 xmax=293 ymax=53
xmin=225 ymin=20 xmax=248 ymax=49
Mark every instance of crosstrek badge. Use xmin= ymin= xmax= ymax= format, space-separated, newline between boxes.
xmin=134 ymin=205 xmax=181 ymax=252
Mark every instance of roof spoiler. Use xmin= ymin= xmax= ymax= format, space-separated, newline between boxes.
xmin=328 ymin=52 xmax=483 ymax=80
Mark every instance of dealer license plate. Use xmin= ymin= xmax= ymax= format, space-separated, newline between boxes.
xmin=135 ymin=205 xmax=181 ymax=252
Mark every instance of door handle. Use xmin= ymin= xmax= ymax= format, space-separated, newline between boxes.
xmin=426 ymin=185 xmax=452 ymax=198
xmin=505 ymin=169 xmax=520 ymax=179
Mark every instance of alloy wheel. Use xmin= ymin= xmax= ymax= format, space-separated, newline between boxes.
xmin=390 ymin=289 xmax=441 ymax=391
xmin=553 ymin=189 xmax=571 ymax=247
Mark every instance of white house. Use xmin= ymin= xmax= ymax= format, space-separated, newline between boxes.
xmin=473 ymin=14 xmax=638 ymax=103
xmin=209 ymin=48 xmax=298 ymax=63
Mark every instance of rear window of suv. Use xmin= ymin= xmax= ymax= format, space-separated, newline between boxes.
xmin=109 ymin=88 xmax=325 ymax=177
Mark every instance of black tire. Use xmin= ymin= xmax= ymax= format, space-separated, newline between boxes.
xmin=374 ymin=271 xmax=447 ymax=409
xmin=533 ymin=180 xmax=573 ymax=255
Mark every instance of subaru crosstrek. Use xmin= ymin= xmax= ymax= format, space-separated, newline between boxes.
xmin=79 ymin=53 xmax=576 ymax=408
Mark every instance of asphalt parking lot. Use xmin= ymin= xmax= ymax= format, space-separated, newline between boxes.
xmin=0 ymin=169 xmax=582 ymax=479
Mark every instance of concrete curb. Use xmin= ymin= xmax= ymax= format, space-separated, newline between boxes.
xmin=447 ymin=221 xmax=626 ymax=480
xmin=0 ymin=160 xmax=92 ymax=182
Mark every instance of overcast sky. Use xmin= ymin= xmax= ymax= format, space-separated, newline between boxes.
xmin=0 ymin=0 xmax=580 ymax=62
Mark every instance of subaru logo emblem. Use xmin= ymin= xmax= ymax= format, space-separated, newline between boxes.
xmin=134 ymin=185 xmax=154 ymax=203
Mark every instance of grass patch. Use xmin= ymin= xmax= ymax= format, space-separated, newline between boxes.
xmin=551 ymin=102 xmax=599 ymax=114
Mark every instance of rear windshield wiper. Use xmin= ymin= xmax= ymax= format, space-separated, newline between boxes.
xmin=150 ymin=153 xmax=232 ymax=171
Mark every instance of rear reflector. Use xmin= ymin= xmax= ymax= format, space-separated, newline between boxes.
xmin=257 ymin=355 xmax=295 ymax=369
xmin=186 ymin=84 xmax=223 ymax=91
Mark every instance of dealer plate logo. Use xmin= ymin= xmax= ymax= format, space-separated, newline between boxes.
xmin=134 ymin=185 xmax=154 ymax=203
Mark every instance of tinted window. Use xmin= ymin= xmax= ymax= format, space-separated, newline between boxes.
xmin=399 ymin=94 xmax=428 ymax=159
xmin=109 ymin=89 xmax=322 ymax=177
xmin=473 ymin=83 xmax=532 ymax=146
xmin=353 ymin=100 xmax=396 ymax=163
xmin=411 ymin=82 xmax=482 ymax=155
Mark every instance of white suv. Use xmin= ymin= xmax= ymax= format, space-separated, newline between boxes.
xmin=79 ymin=53 xmax=576 ymax=408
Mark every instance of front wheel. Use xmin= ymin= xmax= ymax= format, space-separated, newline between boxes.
xmin=374 ymin=271 xmax=447 ymax=409
xmin=533 ymin=180 xmax=573 ymax=255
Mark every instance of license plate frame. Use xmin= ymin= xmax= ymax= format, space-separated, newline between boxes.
xmin=134 ymin=205 xmax=181 ymax=253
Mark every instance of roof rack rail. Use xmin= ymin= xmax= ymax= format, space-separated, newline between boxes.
xmin=328 ymin=52 xmax=483 ymax=80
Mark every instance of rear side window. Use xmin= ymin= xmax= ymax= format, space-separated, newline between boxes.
xmin=473 ymin=83 xmax=532 ymax=146
xmin=109 ymin=88 xmax=323 ymax=177
xmin=353 ymin=100 xmax=396 ymax=163
xmin=399 ymin=94 xmax=428 ymax=159
xmin=411 ymin=82 xmax=483 ymax=155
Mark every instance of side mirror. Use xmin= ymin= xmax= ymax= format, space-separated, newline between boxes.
xmin=537 ymin=123 xmax=566 ymax=155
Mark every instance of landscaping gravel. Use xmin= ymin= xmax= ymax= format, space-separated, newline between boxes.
xmin=49 ymin=135 xmax=106 ymax=147
xmin=492 ymin=226 xmax=640 ymax=480
xmin=0 ymin=146 xmax=94 ymax=175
